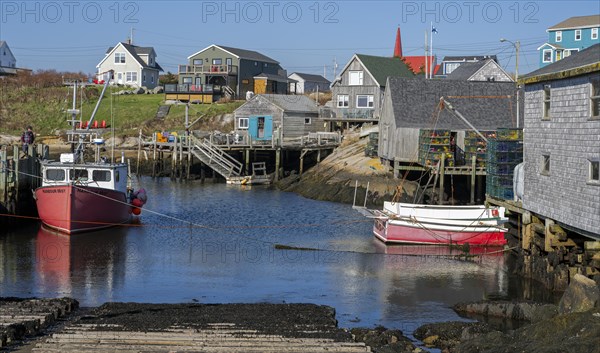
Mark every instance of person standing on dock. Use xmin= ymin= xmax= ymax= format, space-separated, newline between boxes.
xmin=21 ymin=126 xmax=35 ymax=157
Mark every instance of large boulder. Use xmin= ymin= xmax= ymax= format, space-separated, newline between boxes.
xmin=453 ymin=301 xmax=557 ymax=322
xmin=558 ymin=274 xmax=600 ymax=314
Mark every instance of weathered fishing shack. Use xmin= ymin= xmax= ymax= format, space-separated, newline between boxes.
xmin=486 ymin=44 xmax=600 ymax=291
xmin=233 ymin=94 xmax=326 ymax=141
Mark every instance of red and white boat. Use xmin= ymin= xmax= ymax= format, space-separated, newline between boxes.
xmin=357 ymin=201 xmax=507 ymax=246
xmin=34 ymin=74 xmax=145 ymax=234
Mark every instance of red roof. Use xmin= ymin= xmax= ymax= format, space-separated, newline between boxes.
xmin=401 ymin=56 xmax=435 ymax=74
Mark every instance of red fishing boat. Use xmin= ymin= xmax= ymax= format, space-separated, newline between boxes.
xmin=34 ymin=73 xmax=146 ymax=234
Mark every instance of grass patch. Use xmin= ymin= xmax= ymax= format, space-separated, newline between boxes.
xmin=0 ymin=84 xmax=243 ymax=137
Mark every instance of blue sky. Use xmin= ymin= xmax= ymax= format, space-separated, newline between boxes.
xmin=1 ymin=0 xmax=599 ymax=78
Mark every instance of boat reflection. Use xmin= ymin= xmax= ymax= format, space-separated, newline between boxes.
xmin=35 ymin=225 xmax=130 ymax=301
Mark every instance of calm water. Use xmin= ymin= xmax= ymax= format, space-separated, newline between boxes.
xmin=1 ymin=177 xmax=531 ymax=331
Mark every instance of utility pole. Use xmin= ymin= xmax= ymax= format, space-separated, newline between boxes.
xmin=500 ymin=38 xmax=520 ymax=128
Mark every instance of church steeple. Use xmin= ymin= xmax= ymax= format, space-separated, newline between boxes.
xmin=394 ymin=27 xmax=403 ymax=58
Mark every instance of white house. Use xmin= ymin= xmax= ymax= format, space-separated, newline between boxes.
xmin=0 ymin=41 xmax=17 ymax=75
xmin=288 ymin=72 xmax=331 ymax=94
xmin=96 ymin=42 xmax=163 ymax=89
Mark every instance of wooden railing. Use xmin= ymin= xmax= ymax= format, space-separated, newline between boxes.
xmin=178 ymin=64 xmax=238 ymax=75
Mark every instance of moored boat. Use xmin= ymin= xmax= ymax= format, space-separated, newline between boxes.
xmin=368 ymin=201 xmax=507 ymax=246
xmin=34 ymin=73 xmax=145 ymax=234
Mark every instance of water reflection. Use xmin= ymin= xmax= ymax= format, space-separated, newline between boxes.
xmin=0 ymin=179 xmax=555 ymax=329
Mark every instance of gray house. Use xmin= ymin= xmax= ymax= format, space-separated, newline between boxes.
xmin=234 ymin=94 xmax=325 ymax=141
xmin=520 ymin=43 xmax=600 ymax=237
xmin=288 ymin=72 xmax=331 ymax=94
xmin=177 ymin=45 xmax=289 ymax=99
xmin=446 ymin=58 xmax=514 ymax=82
xmin=330 ymin=54 xmax=414 ymax=120
xmin=97 ymin=42 xmax=163 ymax=89
xmin=378 ymin=77 xmax=517 ymax=164
xmin=436 ymin=55 xmax=498 ymax=77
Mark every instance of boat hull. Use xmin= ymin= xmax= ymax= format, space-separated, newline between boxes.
xmin=35 ymin=185 xmax=131 ymax=234
xmin=373 ymin=217 xmax=507 ymax=246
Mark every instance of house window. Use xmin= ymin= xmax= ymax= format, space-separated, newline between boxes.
xmin=349 ymin=71 xmax=363 ymax=85
xmin=151 ymin=75 xmax=155 ymax=84
xmin=564 ymin=49 xmax=579 ymax=58
xmin=543 ymin=84 xmax=551 ymax=119
xmin=575 ymin=29 xmax=581 ymax=41
xmin=445 ymin=62 xmax=461 ymax=74
xmin=212 ymin=58 xmax=222 ymax=65
xmin=356 ymin=95 xmax=374 ymax=108
xmin=591 ymin=78 xmax=600 ymax=119
xmin=126 ymin=72 xmax=138 ymax=82
xmin=337 ymin=94 xmax=349 ymax=108
xmin=264 ymin=63 xmax=268 ymax=67
xmin=543 ymin=49 xmax=553 ymax=63
xmin=149 ymin=57 xmax=153 ymax=65
xmin=182 ymin=77 xmax=192 ymax=84
xmin=193 ymin=59 xmax=202 ymax=65
xmin=541 ymin=154 xmax=550 ymax=176
xmin=114 ymin=52 xmax=126 ymax=64
xmin=593 ymin=28 xmax=599 ymax=40
xmin=304 ymin=118 xmax=311 ymax=124
xmin=238 ymin=117 xmax=249 ymax=129
xmin=589 ymin=160 xmax=600 ymax=184
xmin=143 ymin=74 xmax=146 ymax=82
xmin=556 ymin=50 xmax=562 ymax=61
xmin=555 ymin=31 xmax=562 ymax=42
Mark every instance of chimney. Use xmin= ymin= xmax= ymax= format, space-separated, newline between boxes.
xmin=394 ymin=27 xmax=403 ymax=58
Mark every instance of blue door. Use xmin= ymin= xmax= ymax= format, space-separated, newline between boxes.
xmin=249 ymin=116 xmax=272 ymax=141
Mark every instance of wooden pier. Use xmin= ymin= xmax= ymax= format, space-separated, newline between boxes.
xmin=0 ymin=144 xmax=47 ymax=224
xmin=486 ymin=196 xmax=600 ymax=291
xmin=137 ymin=131 xmax=341 ymax=183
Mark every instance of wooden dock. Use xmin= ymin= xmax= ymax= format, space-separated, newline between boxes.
xmin=2 ymin=301 xmax=370 ymax=352
xmin=0 ymin=144 xmax=47 ymax=224
xmin=486 ymin=195 xmax=600 ymax=291
xmin=137 ymin=131 xmax=341 ymax=182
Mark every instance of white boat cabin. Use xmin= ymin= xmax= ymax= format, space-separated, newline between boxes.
xmin=41 ymin=153 xmax=129 ymax=192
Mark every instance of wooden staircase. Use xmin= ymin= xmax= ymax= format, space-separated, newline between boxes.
xmin=189 ymin=136 xmax=242 ymax=179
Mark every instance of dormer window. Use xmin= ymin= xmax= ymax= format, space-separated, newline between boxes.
xmin=149 ymin=57 xmax=153 ymax=65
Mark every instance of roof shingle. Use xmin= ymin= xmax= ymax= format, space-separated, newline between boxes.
xmin=548 ymin=15 xmax=600 ymax=30
xmin=355 ymin=54 xmax=414 ymax=86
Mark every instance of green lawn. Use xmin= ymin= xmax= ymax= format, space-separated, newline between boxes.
xmin=0 ymin=85 xmax=242 ymax=137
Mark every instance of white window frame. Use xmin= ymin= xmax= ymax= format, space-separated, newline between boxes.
xmin=238 ymin=117 xmax=249 ymax=129
xmin=541 ymin=154 xmax=550 ymax=176
xmin=182 ymin=77 xmax=192 ymax=84
xmin=555 ymin=31 xmax=562 ymax=42
xmin=126 ymin=71 xmax=138 ymax=83
xmin=349 ymin=71 xmax=363 ymax=86
xmin=591 ymin=78 xmax=600 ymax=119
xmin=589 ymin=160 xmax=600 ymax=184
xmin=592 ymin=28 xmax=598 ymax=40
xmin=575 ymin=29 xmax=582 ymax=41
xmin=356 ymin=95 xmax=374 ymax=108
xmin=337 ymin=94 xmax=349 ymax=108
xmin=543 ymin=84 xmax=551 ymax=120
xmin=114 ymin=52 xmax=126 ymax=64
xmin=542 ymin=49 xmax=553 ymax=63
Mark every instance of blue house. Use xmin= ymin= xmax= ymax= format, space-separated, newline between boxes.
xmin=538 ymin=15 xmax=600 ymax=68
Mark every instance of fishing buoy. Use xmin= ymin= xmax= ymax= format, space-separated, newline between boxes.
xmin=131 ymin=198 xmax=143 ymax=207
xmin=132 ymin=207 xmax=141 ymax=215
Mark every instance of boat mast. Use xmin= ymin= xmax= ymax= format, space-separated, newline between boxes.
xmin=74 ymin=70 xmax=113 ymax=163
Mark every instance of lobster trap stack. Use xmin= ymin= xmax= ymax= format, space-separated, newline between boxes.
xmin=418 ymin=129 xmax=454 ymax=167
xmin=485 ymin=128 xmax=523 ymax=200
